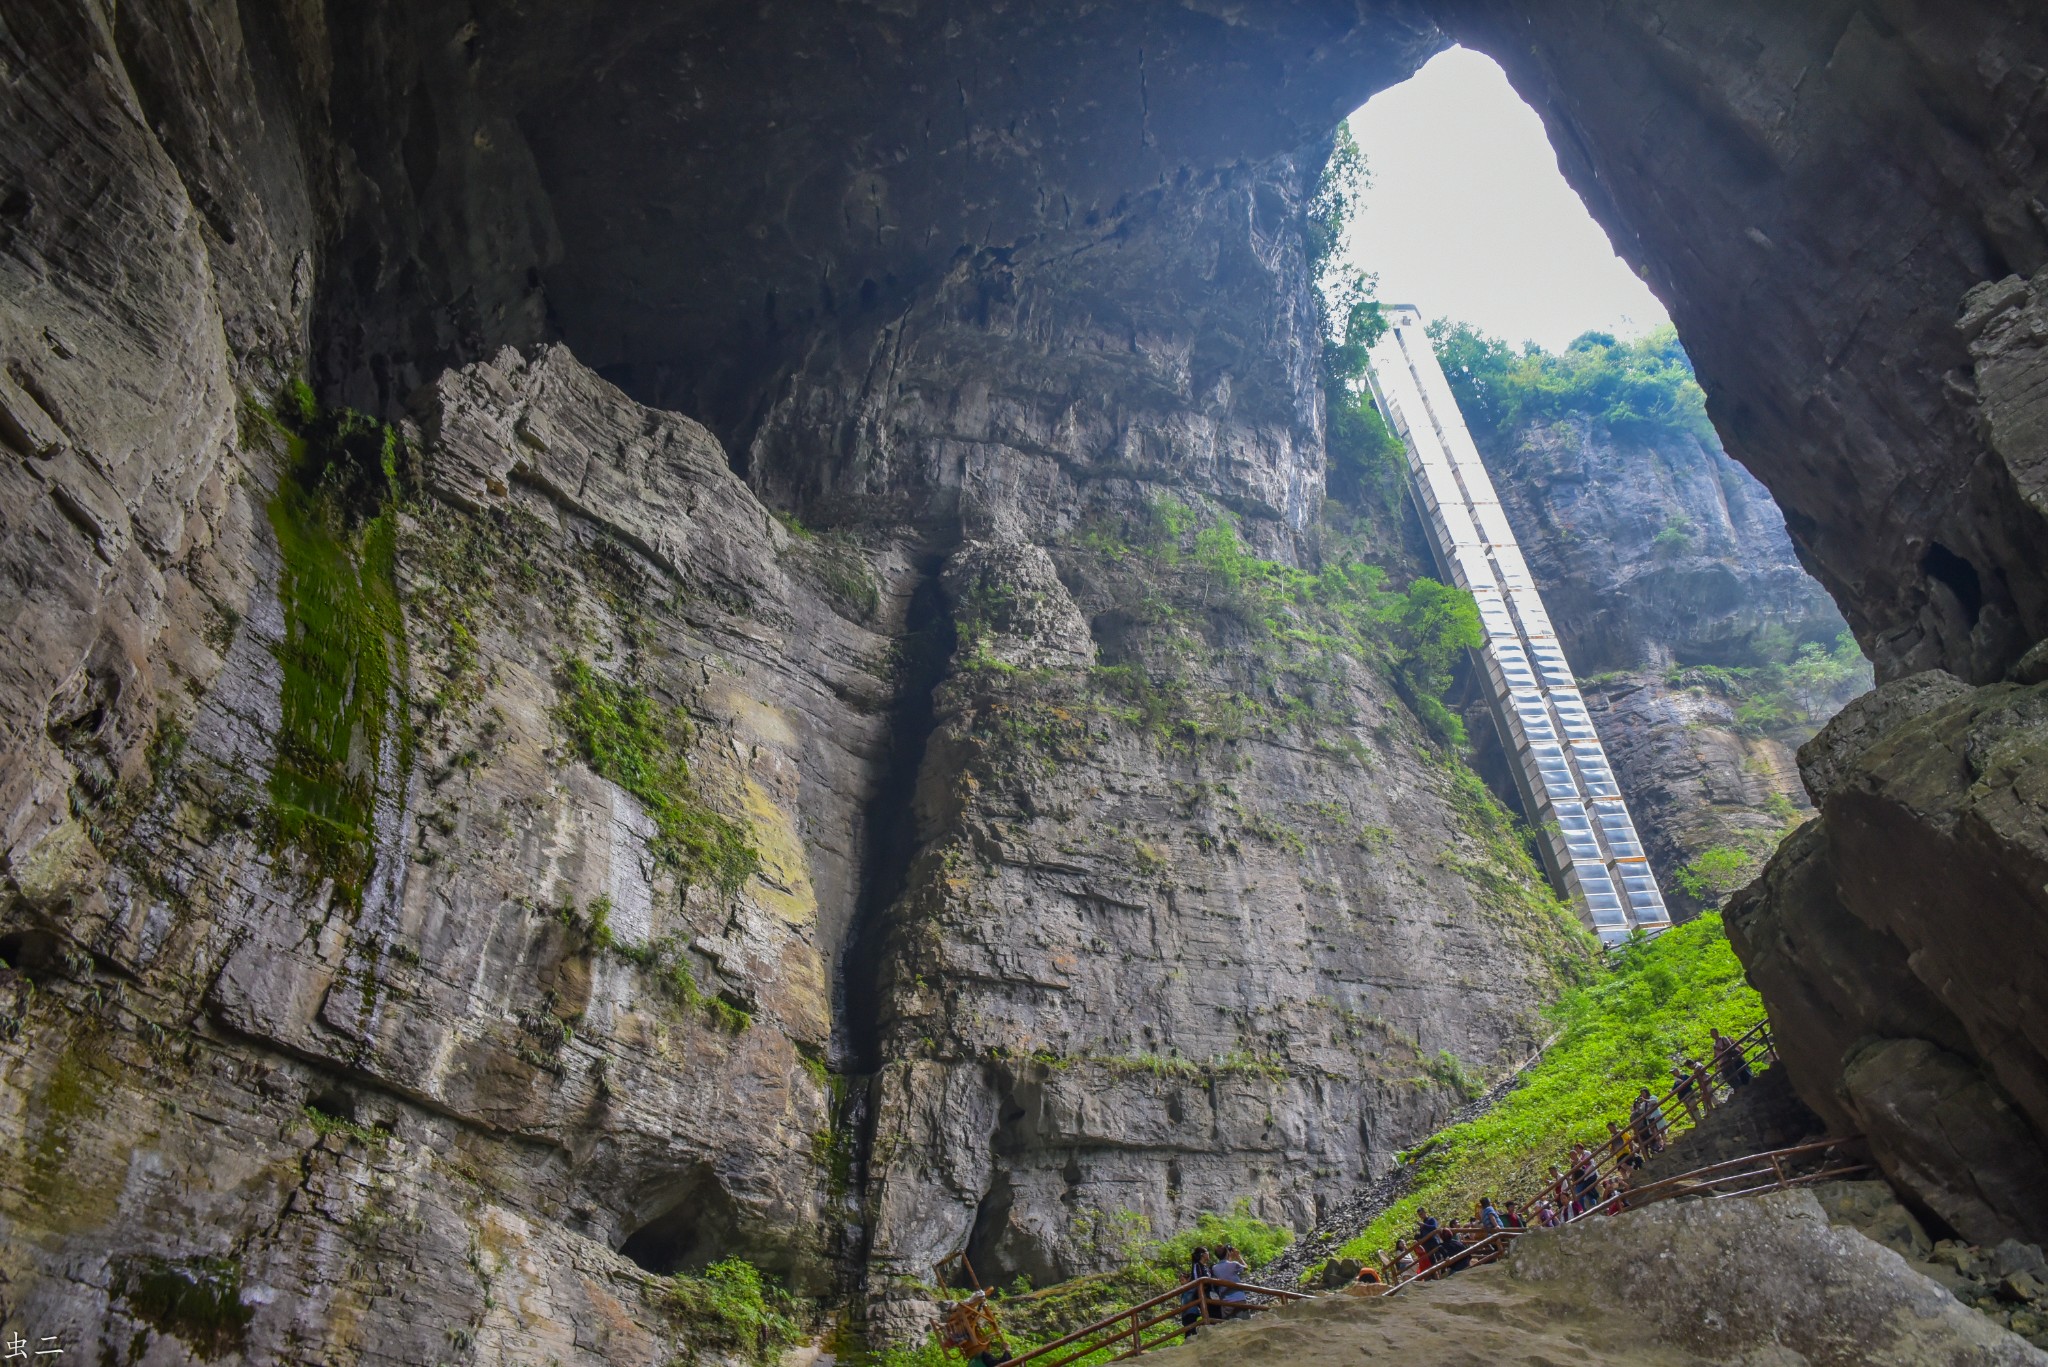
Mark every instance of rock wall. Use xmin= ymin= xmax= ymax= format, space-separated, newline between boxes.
xmin=1472 ymin=412 xmax=1866 ymax=914
xmin=0 ymin=5 xmax=1592 ymax=1358
xmin=1728 ymin=670 xmax=2048 ymax=1246
xmin=7 ymin=0 xmax=2048 ymax=1353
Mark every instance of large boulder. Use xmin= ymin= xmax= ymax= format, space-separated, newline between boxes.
xmin=1729 ymin=673 xmax=2048 ymax=1243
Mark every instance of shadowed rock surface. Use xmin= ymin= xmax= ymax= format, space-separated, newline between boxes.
xmin=1730 ymin=673 xmax=2048 ymax=1245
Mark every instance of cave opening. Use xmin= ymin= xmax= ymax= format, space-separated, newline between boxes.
xmin=616 ymin=1167 xmax=749 ymax=1278
xmin=1922 ymin=541 xmax=1986 ymax=627
xmin=0 ymin=930 xmax=63 ymax=984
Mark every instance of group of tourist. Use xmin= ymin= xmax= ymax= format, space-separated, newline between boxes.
xmin=1371 ymin=1027 xmax=1762 ymax=1285
xmin=1381 ymin=1197 xmax=1520 ymax=1282
xmin=1178 ymin=1244 xmax=1254 ymax=1334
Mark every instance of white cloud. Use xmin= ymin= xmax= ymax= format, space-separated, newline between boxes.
xmin=1343 ymin=47 xmax=1671 ymax=353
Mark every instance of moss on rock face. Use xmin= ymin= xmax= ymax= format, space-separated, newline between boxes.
xmin=257 ymin=386 xmax=413 ymax=910
xmin=119 ymin=1255 xmax=254 ymax=1358
xmin=554 ymin=656 xmax=760 ymax=895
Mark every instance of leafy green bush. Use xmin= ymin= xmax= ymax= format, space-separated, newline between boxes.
xmin=1308 ymin=125 xmax=1400 ymax=517
xmin=1674 ymin=845 xmax=1756 ymax=905
xmin=658 ymin=1257 xmax=803 ymax=1362
xmin=1146 ymin=1202 xmax=1294 ymax=1273
xmin=1336 ymin=913 xmax=1763 ymax=1262
xmin=1430 ymin=320 xmax=1713 ymax=445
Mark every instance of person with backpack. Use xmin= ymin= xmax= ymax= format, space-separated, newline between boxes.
xmin=1672 ymin=1060 xmax=1703 ymax=1123
xmin=1179 ymin=1245 xmax=1213 ymax=1337
xmin=1713 ymin=1028 xmax=1753 ymax=1090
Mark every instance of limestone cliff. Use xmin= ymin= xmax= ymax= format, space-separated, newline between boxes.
xmin=0 ymin=8 xmax=1590 ymax=1356
xmin=6 ymin=0 xmax=2048 ymax=1357
xmin=1472 ymin=409 xmax=1868 ymax=915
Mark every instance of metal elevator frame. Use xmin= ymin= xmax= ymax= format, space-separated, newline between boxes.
xmin=1365 ymin=306 xmax=1671 ymax=945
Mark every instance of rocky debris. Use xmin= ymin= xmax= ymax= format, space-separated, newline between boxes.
xmin=1258 ymin=1046 xmax=1551 ymax=1288
xmin=1729 ymin=674 xmax=2048 ymax=1245
xmin=1313 ymin=1258 xmax=1368 ymax=1290
xmin=1166 ymin=1189 xmax=2048 ymax=1366
xmin=1816 ymin=1180 xmax=2048 ymax=1350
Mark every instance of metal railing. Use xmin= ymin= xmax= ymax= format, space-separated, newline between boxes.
xmin=1376 ymin=1135 xmax=1866 ymax=1297
xmin=1509 ymin=1019 xmax=1778 ymax=1227
xmin=998 ymin=1276 xmax=1311 ymax=1367
xmin=1367 ymin=1019 xmax=1784 ymax=1285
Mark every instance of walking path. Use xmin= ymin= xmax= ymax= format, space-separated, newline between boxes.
xmin=928 ymin=1017 xmax=1866 ymax=1365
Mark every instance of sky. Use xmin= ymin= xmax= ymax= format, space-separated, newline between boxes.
xmin=1342 ymin=47 xmax=1671 ymax=353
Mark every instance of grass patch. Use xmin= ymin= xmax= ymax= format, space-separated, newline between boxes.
xmin=611 ymin=934 xmax=754 ymax=1033
xmin=1336 ymin=913 xmax=1762 ymax=1263
xmin=1663 ymin=632 xmax=1872 ymax=740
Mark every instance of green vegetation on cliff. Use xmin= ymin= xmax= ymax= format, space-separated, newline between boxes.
xmin=1309 ymin=126 xmax=1407 ymax=518
xmin=1430 ymin=321 xmax=1713 ymax=445
xmin=653 ymin=1257 xmax=805 ymax=1365
xmin=251 ymin=382 xmax=413 ymax=909
xmin=1335 ymin=912 xmax=1762 ymax=1264
xmin=555 ymin=656 xmax=760 ymax=894
xmin=1668 ymin=630 xmax=1871 ymax=739
xmin=1062 ymin=497 xmax=1481 ymax=749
